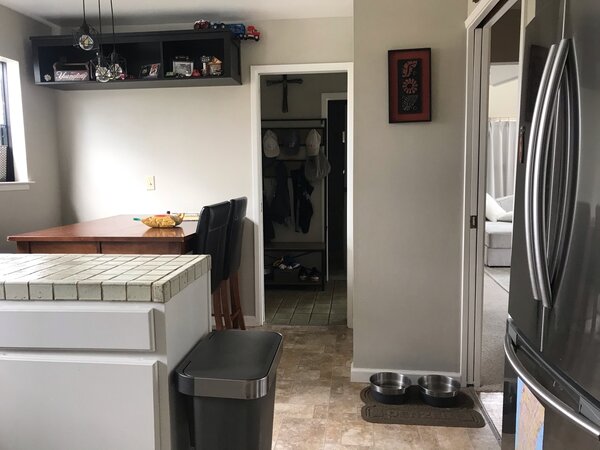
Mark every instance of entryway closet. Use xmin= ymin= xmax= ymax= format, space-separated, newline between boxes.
xmin=259 ymin=72 xmax=348 ymax=326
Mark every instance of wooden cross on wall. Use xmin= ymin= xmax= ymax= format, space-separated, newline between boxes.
xmin=266 ymin=75 xmax=303 ymax=113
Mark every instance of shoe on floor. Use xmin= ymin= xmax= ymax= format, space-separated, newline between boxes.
xmin=309 ymin=267 xmax=321 ymax=282
xmin=299 ymin=267 xmax=309 ymax=281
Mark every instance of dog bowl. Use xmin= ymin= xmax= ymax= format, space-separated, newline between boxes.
xmin=417 ymin=375 xmax=461 ymax=407
xmin=369 ymin=372 xmax=412 ymax=404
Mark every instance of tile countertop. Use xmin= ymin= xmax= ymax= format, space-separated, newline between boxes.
xmin=0 ymin=254 xmax=211 ymax=302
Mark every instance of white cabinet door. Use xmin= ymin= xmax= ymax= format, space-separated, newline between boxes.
xmin=0 ymin=358 xmax=159 ymax=450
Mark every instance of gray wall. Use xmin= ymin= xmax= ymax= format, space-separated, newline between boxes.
xmin=353 ymin=0 xmax=467 ymax=375
xmin=0 ymin=5 xmax=61 ymax=253
xmin=55 ymin=17 xmax=353 ymax=320
xmin=491 ymin=9 xmax=521 ymax=63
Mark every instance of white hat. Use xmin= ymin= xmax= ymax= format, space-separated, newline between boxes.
xmin=305 ymin=150 xmax=331 ymax=182
xmin=263 ymin=129 xmax=280 ymax=158
xmin=305 ymin=129 xmax=322 ymax=157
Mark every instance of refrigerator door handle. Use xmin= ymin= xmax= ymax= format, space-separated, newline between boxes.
xmin=550 ymin=39 xmax=579 ymax=291
xmin=504 ymin=334 xmax=600 ymax=440
xmin=525 ymin=44 xmax=558 ymax=304
xmin=531 ymin=39 xmax=570 ymax=309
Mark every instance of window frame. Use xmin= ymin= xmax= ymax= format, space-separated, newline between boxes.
xmin=0 ymin=56 xmax=31 ymax=189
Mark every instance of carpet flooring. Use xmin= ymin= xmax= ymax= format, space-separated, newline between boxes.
xmin=480 ymin=272 xmax=510 ymax=391
xmin=484 ymin=267 xmax=510 ymax=293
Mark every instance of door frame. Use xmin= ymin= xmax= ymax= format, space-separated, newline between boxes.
xmin=462 ymin=0 xmax=526 ymax=386
xmin=250 ymin=63 xmax=354 ymax=327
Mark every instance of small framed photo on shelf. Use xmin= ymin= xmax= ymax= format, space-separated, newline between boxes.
xmin=388 ymin=48 xmax=431 ymax=123
xmin=140 ymin=63 xmax=161 ymax=79
xmin=173 ymin=60 xmax=193 ymax=77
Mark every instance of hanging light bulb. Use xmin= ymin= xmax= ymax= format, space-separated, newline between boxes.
xmin=73 ymin=0 xmax=97 ymax=51
xmin=107 ymin=0 xmax=126 ymax=80
xmin=94 ymin=0 xmax=111 ymax=82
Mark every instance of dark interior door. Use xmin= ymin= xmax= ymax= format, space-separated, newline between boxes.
xmin=327 ymin=99 xmax=347 ymax=277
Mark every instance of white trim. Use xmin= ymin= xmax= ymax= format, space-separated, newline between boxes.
xmin=462 ymin=0 xmax=524 ymax=387
xmin=250 ymin=62 xmax=354 ymax=328
xmin=0 ymin=181 xmax=33 ymax=192
xmin=351 ymin=364 xmax=462 ymax=385
xmin=243 ymin=315 xmax=261 ymax=328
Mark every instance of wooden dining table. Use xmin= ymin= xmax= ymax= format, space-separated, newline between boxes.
xmin=7 ymin=215 xmax=199 ymax=255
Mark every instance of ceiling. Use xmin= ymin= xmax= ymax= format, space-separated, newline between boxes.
xmin=0 ymin=0 xmax=353 ymax=28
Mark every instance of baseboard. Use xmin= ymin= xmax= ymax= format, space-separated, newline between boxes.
xmin=351 ymin=364 xmax=462 ymax=385
xmin=244 ymin=315 xmax=261 ymax=327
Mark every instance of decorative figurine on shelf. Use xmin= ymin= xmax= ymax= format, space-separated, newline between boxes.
xmin=192 ymin=69 xmax=201 ymax=78
xmin=211 ymin=22 xmax=226 ymax=30
xmin=201 ymin=55 xmax=211 ymax=77
xmin=246 ymin=25 xmax=261 ymax=41
xmin=208 ymin=57 xmax=222 ymax=76
xmin=193 ymin=19 xmax=210 ymax=30
xmin=227 ymin=23 xmax=246 ymax=39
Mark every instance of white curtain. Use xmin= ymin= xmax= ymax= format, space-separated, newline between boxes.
xmin=487 ymin=119 xmax=518 ymax=198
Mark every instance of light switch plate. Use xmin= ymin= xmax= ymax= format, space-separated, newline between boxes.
xmin=145 ymin=176 xmax=155 ymax=191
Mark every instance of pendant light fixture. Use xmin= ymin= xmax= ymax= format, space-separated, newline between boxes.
xmin=73 ymin=0 xmax=97 ymax=51
xmin=94 ymin=0 xmax=111 ymax=83
xmin=107 ymin=0 xmax=126 ymax=80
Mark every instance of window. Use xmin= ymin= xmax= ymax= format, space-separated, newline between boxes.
xmin=0 ymin=61 xmax=13 ymax=182
xmin=0 ymin=56 xmax=28 ymax=187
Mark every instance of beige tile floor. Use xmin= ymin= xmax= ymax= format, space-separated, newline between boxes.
xmin=265 ymin=280 xmax=347 ymax=326
xmin=258 ymin=325 xmax=500 ymax=449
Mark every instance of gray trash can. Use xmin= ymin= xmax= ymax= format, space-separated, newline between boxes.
xmin=176 ymin=330 xmax=283 ymax=450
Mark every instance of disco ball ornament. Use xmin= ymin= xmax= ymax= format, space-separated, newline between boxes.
xmin=78 ymin=33 xmax=95 ymax=51
xmin=108 ymin=63 xmax=123 ymax=80
xmin=95 ymin=65 xmax=111 ymax=83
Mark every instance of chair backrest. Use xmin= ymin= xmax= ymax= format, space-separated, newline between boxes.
xmin=195 ymin=201 xmax=231 ymax=293
xmin=223 ymin=197 xmax=247 ymax=280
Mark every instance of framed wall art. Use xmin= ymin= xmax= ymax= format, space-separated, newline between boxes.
xmin=388 ymin=48 xmax=432 ymax=123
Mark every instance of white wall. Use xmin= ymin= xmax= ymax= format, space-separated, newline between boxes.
xmin=0 ymin=5 xmax=61 ymax=252
xmin=353 ymin=0 xmax=467 ymax=378
xmin=489 ymin=78 xmax=519 ymax=118
xmin=56 ymin=17 xmax=353 ymax=320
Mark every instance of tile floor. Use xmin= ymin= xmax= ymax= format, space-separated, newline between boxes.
xmin=265 ymin=280 xmax=347 ymax=326
xmin=478 ymin=392 xmax=504 ymax=436
xmin=258 ymin=324 xmax=500 ymax=449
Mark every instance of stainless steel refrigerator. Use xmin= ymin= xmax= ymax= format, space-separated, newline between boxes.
xmin=502 ymin=0 xmax=600 ymax=448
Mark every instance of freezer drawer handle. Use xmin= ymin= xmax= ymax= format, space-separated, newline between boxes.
xmin=504 ymin=334 xmax=600 ymax=440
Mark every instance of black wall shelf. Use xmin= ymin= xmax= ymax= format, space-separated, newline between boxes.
xmin=30 ymin=29 xmax=241 ymax=90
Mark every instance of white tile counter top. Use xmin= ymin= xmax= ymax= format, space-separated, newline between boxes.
xmin=0 ymin=253 xmax=210 ymax=302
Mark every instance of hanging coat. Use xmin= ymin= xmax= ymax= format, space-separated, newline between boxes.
xmin=270 ymin=161 xmax=291 ymax=225
xmin=291 ymin=167 xmax=314 ymax=234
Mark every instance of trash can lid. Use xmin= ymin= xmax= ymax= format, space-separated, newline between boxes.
xmin=176 ymin=330 xmax=283 ymax=399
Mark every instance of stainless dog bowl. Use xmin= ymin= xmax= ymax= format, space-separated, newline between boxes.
xmin=417 ymin=375 xmax=461 ymax=407
xmin=369 ymin=372 xmax=412 ymax=404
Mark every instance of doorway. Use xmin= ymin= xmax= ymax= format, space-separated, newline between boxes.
xmin=463 ymin=0 xmax=523 ymax=437
xmin=250 ymin=63 xmax=354 ymax=328
xmin=323 ymin=95 xmax=348 ymax=280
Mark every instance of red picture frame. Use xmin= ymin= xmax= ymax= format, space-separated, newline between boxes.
xmin=388 ymin=48 xmax=432 ymax=123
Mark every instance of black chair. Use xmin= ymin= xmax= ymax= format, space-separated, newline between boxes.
xmin=195 ymin=201 xmax=231 ymax=330
xmin=223 ymin=197 xmax=248 ymax=330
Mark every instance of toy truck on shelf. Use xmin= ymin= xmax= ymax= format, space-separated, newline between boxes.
xmin=226 ymin=23 xmax=261 ymax=41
